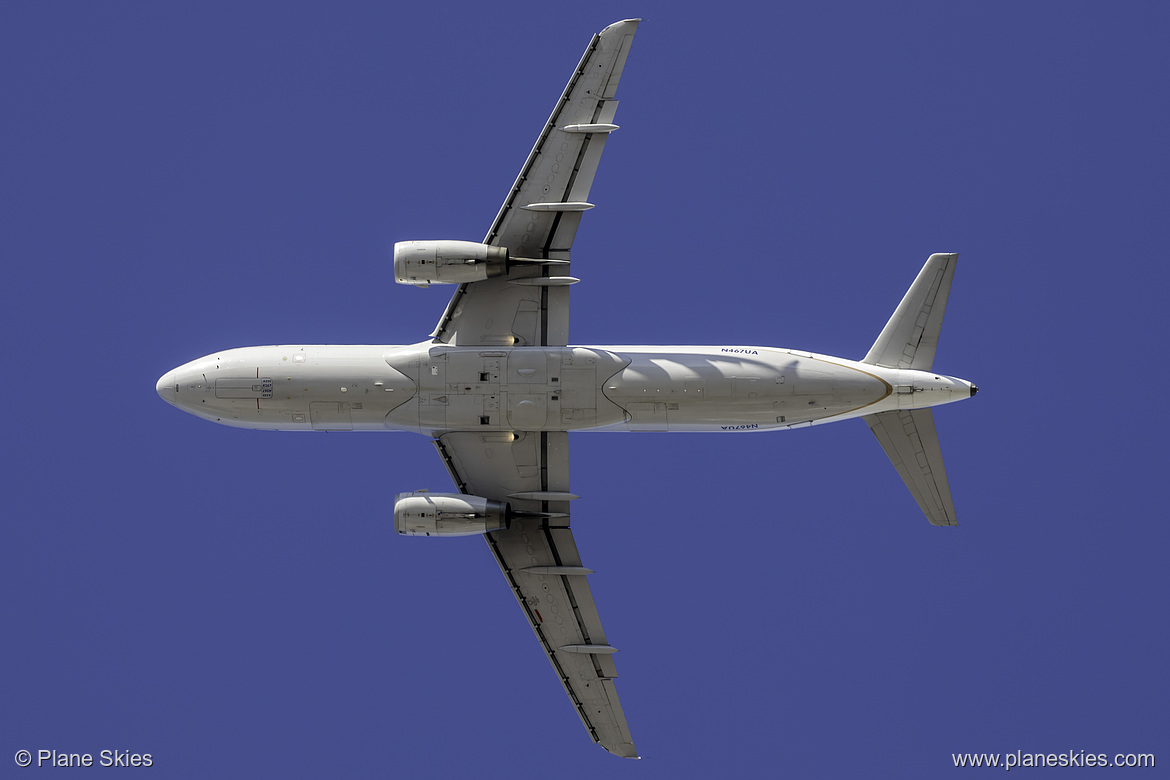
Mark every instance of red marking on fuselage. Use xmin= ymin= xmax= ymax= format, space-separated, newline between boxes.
xmin=534 ymin=609 xmax=544 ymax=623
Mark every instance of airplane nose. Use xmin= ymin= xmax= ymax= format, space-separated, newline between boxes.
xmin=156 ymin=371 xmax=177 ymax=402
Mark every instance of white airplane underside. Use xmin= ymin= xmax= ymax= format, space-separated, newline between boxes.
xmin=157 ymin=19 xmax=976 ymax=759
xmin=156 ymin=344 xmax=973 ymax=435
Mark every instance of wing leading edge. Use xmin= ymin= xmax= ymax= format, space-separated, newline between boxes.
xmin=431 ymin=19 xmax=639 ymax=347
xmin=433 ymin=432 xmax=638 ymax=758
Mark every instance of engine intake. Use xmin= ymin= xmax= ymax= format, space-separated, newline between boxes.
xmin=393 ymin=240 xmax=509 ymax=286
xmin=394 ymin=491 xmax=511 ymax=537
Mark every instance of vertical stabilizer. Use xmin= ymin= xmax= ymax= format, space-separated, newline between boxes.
xmin=863 ymin=253 xmax=957 ymax=371
xmin=865 ymin=409 xmax=957 ymax=526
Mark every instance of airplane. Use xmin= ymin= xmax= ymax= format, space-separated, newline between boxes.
xmin=155 ymin=19 xmax=977 ymax=759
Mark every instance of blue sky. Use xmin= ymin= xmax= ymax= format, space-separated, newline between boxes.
xmin=3 ymin=2 xmax=1167 ymax=777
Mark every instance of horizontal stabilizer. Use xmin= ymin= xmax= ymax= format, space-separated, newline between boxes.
xmin=864 ymin=409 xmax=957 ymax=526
xmin=864 ymin=253 xmax=957 ymax=370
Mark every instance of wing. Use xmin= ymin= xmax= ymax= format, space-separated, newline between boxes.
xmin=433 ymin=431 xmax=638 ymax=758
xmin=431 ymin=19 xmax=640 ymax=347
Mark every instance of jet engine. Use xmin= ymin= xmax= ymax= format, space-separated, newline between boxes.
xmin=393 ymin=240 xmax=509 ymax=286
xmin=393 ymin=240 xmax=567 ymax=286
xmin=393 ymin=490 xmax=511 ymax=537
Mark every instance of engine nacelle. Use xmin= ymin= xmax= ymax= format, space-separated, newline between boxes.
xmin=393 ymin=240 xmax=509 ymax=286
xmin=394 ymin=490 xmax=511 ymax=537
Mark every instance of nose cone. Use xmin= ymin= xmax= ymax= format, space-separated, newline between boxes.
xmin=156 ymin=370 xmax=177 ymax=404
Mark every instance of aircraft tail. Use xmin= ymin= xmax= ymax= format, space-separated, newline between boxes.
xmin=864 ymin=408 xmax=956 ymax=526
xmin=862 ymin=253 xmax=961 ymax=526
xmin=862 ymin=252 xmax=957 ymax=371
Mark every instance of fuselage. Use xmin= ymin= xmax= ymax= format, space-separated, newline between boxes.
xmin=155 ymin=343 xmax=975 ymax=434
